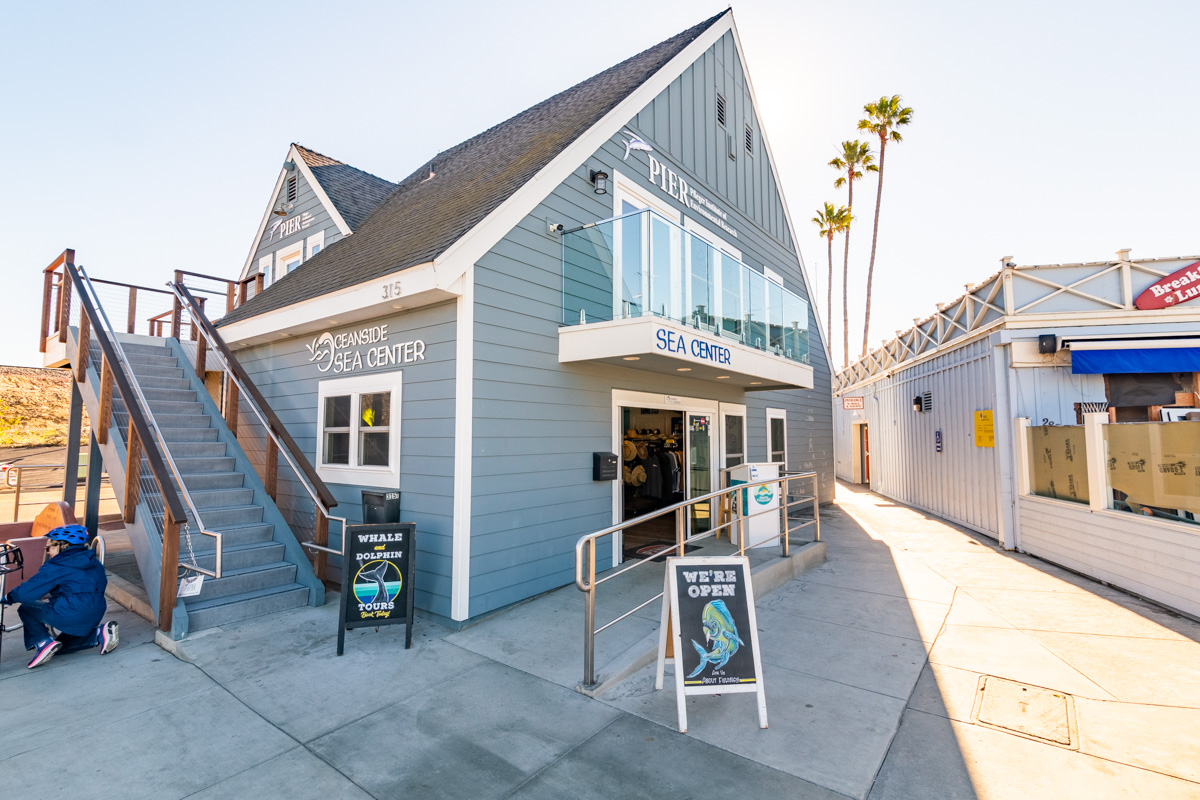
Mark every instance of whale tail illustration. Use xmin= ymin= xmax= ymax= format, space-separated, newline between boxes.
xmin=360 ymin=562 xmax=391 ymax=605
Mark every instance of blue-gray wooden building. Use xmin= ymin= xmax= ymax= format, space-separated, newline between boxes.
xmin=217 ymin=10 xmax=835 ymax=625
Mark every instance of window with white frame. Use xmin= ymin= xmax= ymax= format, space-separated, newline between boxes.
xmin=258 ymin=255 xmax=274 ymax=287
xmin=317 ymin=373 xmax=402 ymax=487
xmin=766 ymin=408 xmax=787 ymax=465
xmin=306 ymin=230 xmax=325 ymax=259
xmin=277 ymin=242 xmax=303 ymax=278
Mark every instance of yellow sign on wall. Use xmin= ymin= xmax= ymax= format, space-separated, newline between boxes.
xmin=974 ymin=410 xmax=995 ymax=448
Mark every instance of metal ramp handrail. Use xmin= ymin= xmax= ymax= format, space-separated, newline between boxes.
xmin=575 ymin=470 xmax=819 ymax=688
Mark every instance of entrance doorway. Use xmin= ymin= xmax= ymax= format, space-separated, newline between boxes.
xmin=613 ymin=391 xmax=720 ymax=563
xmin=851 ymin=420 xmax=870 ymax=485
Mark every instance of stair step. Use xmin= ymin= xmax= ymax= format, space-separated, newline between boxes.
xmin=141 ymin=399 xmax=204 ymax=415
xmin=136 ymin=375 xmax=192 ymax=390
xmin=183 ymin=584 xmax=310 ymax=631
xmin=115 ymin=341 xmax=173 ymax=357
xmin=180 ymin=471 xmax=244 ymax=490
xmin=125 ymin=353 xmax=180 ymax=369
xmin=173 ymin=456 xmax=236 ymax=473
xmin=191 ymin=523 xmax=275 ymax=550
xmin=130 ymin=366 xmax=185 ymax=379
xmin=160 ymin=427 xmax=220 ymax=443
xmin=153 ymin=414 xmax=212 ymax=429
xmin=165 ymin=441 xmax=227 ymax=458
xmin=142 ymin=387 xmax=198 ymax=403
xmin=189 ymin=541 xmax=285 ymax=572
xmin=182 ymin=561 xmax=298 ymax=603
xmin=194 ymin=504 xmax=264 ymax=527
xmin=189 ymin=488 xmax=255 ymax=508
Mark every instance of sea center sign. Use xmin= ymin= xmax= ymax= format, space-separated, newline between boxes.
xmin=306 ymin=324 xmax=426 ymax=374
xmin=1135 ymin=261 xmax=1200 ymax=310
xmin=655 ymin=327 xmax=732 ymax=366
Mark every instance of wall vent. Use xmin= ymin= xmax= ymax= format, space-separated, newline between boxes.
xmin=716 ymin=93 xmax=727 ymax=127
xmin=745 ymin=124 xmax=754 ymax=155
xmin=287 ymin=175 xmax=298 ymax=203
xmin=921 ymin=391 xmax=933 ymax=412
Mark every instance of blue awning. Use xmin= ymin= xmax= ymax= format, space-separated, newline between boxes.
xmin=1071 ymin=347 xmax=1200 ymax=374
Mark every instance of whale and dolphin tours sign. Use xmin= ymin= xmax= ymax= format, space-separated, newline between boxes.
xmin=656 ymin=556 xmax=767 ymax=733
xmin=337 ymin=522 xmax=417 ymax=654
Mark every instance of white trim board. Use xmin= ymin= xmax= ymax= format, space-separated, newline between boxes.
xmin=451 ymin=266 xmax=475 ymax=621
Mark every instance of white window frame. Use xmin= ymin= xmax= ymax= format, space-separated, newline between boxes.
xmin=613 ymin=169 xmax=680 ymax=221
xmin=276 ymin=241 xmax=303 ymax=278
xmin=306 ymin=229 xmax=325 ymax=260
xmin=317 ymin=372 xmax=402 ymax=488
xmin=258 ymin=255 xmax=274 ymax=287
xmin=719 ymin=401 xmax=747 ymax=472
xmin=766 ymin=407 xmax=787 ymax=465
xmin=763 ymin=266 xmax=783 ymax=286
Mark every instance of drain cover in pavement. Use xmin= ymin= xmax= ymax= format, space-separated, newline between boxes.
xmin=972 ymin=676 xmax=1077 ymax=747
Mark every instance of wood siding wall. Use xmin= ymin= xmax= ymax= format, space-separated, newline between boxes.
xmin=1019 ymin=495 xmax=1200 ymax=619
xmin=231 ymin=303 xmax=458 ymax=617
xmin=243 ymin=169 xmax=344 ymax=282
xmin=468 ymin=33 xmax=834 ymax=616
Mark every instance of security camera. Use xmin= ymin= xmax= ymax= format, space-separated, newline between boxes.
xmin=548 ymin=222 xmax=564 ymax=234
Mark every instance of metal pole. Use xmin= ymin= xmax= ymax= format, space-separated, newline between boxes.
xmin=675 ymin=505 xmax=686 ymax=556
xmin=813 ymin=475 xmax=821 ymax=542
xmin=583 ymin=538 xmax=596 ymax=687
xmin=84 ymin=432 xmax=103 ymax=540
xmin=63 ymin=381 xmax=83 ymax=512
xmin=780 ymin=476 xmax=789 ymax=558
xmin=738 ymin=498 xmax=747 ymax=557
xmin=12 ymin=468 xmax=20 ymax=522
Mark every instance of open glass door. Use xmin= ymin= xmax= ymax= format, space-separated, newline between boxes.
xmin=686 ymin=412 xmax=714 ymax=536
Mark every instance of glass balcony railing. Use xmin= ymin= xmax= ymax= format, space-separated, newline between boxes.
xmin=562 ymin=209 xmax=810 ymax=365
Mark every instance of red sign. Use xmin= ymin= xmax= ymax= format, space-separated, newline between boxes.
xmin=842 ymin=396 xmax=865 ymax=410
xmin=1134 ymin=261 xmax=1200 ymax=310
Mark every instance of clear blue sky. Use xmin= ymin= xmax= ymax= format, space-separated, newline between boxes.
xmin=3 ymin=0 xmax=1197 ymax=370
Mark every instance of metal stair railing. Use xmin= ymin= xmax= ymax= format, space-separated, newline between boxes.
xmin=575 ymin=470 xmax=819 ymax=688
xmin=168 ymin=282 xmax=345 ymax=576
xmin=61 ymin=254 xmax=220 ymax=633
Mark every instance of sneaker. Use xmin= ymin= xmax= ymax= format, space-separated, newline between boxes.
xmin=99 ymin=621 xmax=119 ymax=654
xmin=27 ymin=639 xmax=62 ymax=669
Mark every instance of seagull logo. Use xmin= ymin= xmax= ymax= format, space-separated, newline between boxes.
xmin=621 ymin=130 xmax=653 ymax=161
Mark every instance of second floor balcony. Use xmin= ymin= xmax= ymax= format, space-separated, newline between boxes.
xmin=560 ymin=209 xmax=813 ymax=390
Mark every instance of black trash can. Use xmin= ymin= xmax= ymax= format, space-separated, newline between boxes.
xmin=361 ymin=490 xmax=401 ymax=524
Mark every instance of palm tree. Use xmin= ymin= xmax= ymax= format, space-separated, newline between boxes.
xmin=829 ymin=140 xmax=876 ymax=368
xmin=858 ymin=95 xmax=913 ymax=358
xmin=811 ymin=203 xmax=852 ymax=348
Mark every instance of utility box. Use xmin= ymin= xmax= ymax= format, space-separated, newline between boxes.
xmin=362 ymin=490 xmax=401 ymax=524
xmin=728 ymin=462 xmax=781 ymax=549
xmin=593 ymin=452 xmax=619 ymax=481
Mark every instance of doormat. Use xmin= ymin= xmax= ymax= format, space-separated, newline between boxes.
xmin=623 ymin=541 xmax=701 ymax=563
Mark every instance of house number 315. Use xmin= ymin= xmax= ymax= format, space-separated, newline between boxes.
xmin=381 ymin=281 xmax=402 ymax=299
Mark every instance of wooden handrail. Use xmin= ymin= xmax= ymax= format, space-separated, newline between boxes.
xmin=174 ymin=282 xmax=338 ymax=509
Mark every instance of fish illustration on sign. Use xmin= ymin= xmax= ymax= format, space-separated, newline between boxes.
xmin=621 ymin=129 xmax=653 ymax=161
xmin=686 ymin=599 xmax=745 ymax=678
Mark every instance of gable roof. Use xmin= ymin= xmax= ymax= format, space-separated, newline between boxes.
xmin=220 ymin=10 xmax=728 ymax=326
xmin=293 ymin=145 xmax=397 ymax=231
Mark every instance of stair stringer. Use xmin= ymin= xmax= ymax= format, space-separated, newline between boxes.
xmin=65 ymin=327 xmax=179 ymax=630
xmin=160 ymin=337 xmax=326 ymax=610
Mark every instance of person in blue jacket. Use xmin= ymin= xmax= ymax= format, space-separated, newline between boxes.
xmin=1 ymin=525 xmax=117 ymax=668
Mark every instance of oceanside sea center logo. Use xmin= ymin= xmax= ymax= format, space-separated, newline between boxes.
xmin=306 ymin=324 xmax=425 ymax=374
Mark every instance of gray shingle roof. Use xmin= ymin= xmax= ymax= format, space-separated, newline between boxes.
xmin=294 ymin=145 xmax=398 ymax=231
xmin=221 ymin=11 xmax=726 ymax=326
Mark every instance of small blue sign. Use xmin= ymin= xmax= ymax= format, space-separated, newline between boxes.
xmin=935 ymin=430 xmax=943 ymax=453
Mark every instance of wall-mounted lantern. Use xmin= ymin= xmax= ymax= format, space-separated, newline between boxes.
xmin=590 ymin=170 xmax=609 ymax=195
xmin=913 ymin=395 xmax=924 ymax=413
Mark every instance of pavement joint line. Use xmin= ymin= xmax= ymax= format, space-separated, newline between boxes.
xmin=836 ymin=489 xmax=1123 ymax=702
xmin=758 ymin=606 xmax=931 ymax=645
xmin=495 ymin=712 xmax=627 ymax=800
xmin=758 ymin=658 xmax=931 ymax=705
xmin=174 ymin=650 xmax=383 ymax=800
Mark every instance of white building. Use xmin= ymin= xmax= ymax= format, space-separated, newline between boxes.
xmin=833 ymin=250 xmax=1200 ymax=618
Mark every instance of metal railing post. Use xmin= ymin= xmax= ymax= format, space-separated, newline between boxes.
xmin=12 ymin=468 xmax=20 ymax=522
xmin=675 ymin=505 xmax=686 ymax=556
xmin=813 ymin=475 xmax=821 ymax=542
xmin=738 ymin=496 xmax=747 ymax=556
xmin=583 ymin=537 xmax=596 ymax=687
xmin=780 ymin=475 xmax=789 ymax=558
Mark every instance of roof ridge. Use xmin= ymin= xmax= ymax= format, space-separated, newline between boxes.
xmin=293 ymin=143 xmax=399 ymax=188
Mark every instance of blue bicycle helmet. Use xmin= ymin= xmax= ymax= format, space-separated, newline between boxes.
xmin=46 ymin=524 xmax=89 ymax=546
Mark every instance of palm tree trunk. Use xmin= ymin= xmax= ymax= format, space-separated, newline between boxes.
xmin=842 ymin=178 xmax=854 ymax=370
xmin=862 ymin=138 xmax=886 ymax=358
xmin=826 ymin=234 xmax=833 ymax=346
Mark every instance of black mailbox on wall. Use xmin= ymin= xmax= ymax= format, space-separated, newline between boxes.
xmin=593 ymin=452 xmax=619 ymax=481
xmin=362 ymin=490 xmax=401 ymax=524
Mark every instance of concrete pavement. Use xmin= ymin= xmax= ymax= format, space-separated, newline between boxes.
xmin=3 ymin=481 xmax=1199 ymax=799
